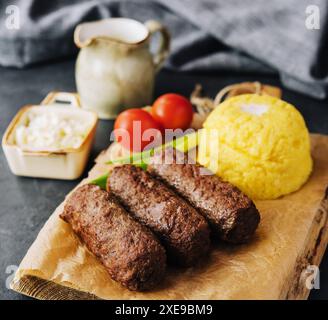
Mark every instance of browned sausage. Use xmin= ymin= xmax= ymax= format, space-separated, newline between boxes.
xmin=60 ymin=184 xmax=166 ymax=291
xmin=148 ymin=148 xmax=260 ymax=244
xmin=108 ymin=165 xmax=210 ymax=266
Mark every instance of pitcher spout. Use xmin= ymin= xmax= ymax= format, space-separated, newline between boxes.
xmin=74 ymin=18 xmax=150 ymax=48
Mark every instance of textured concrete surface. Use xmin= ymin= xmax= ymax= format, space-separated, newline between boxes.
xmin=0 ymin=59 xmax=327 ymax=300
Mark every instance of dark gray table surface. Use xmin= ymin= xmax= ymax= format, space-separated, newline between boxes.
xmin=0 ymin=59 xmax=327 ymax=300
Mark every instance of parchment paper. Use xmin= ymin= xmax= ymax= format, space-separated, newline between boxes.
xmin=11 ymin=134 xmax=328 ymax=300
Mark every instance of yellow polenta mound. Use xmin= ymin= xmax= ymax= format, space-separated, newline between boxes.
xmin=198 ymin=94 xmax=312 ymax=200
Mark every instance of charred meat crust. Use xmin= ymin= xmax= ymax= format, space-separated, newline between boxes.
xmin=148 ymin=149 xmax=261 ymax=243
xmin=60 ymin=184 xmax=166 ymax=291
xmin=108 ymin=165 xmax=211 ymax=266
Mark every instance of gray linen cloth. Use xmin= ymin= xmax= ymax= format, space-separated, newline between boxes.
xmin=0 ymin=0 xmax=327 ymax=99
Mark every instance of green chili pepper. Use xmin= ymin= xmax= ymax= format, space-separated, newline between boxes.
xmin=92 ymin=132 xmax=199 ymax=190
xmin=106 ymin=131 xmax=198 ymax=165
xmin=90 ymin=163 xmax=148 ymax=190
xmin=90 ymin=173 xmax=109 ymax=190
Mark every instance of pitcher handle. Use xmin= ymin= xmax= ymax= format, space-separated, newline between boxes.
xmin=145 ymin=20 xmax=170 ymax=73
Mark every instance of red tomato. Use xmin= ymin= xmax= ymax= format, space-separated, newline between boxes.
xmin=152 ymin=94 xmax=194 ymax=130
xmin=114 ymin=109 xmax=163 ymax=152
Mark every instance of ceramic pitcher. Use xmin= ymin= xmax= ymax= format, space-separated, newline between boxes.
xmin=74 ymin=18 xmax=170 ymax=119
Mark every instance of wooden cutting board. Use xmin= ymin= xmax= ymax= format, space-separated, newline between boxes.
xmin=11 ymin=134 xmax=328 ymax=300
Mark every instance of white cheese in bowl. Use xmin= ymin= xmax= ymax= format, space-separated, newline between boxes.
xmin=14 ymin=109 xmax=93 ymax=152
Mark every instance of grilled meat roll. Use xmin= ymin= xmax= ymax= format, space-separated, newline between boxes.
xmin=108 ymin=165 xmax=210 ymax=266
xmin=60 ymin=184 xmax=166 ymax=291
xmin=148 ymin=148 xmax=260 ymax=244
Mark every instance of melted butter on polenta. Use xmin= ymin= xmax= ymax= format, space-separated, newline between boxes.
xmin=198 ymin=94 xmax=313 ymax=200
